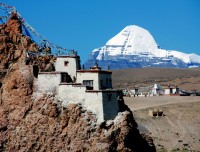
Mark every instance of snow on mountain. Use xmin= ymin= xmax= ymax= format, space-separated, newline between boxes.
xmin=168 ymin=51 xmax=200 ymax=63
xmin=85 ymin=25 xmax=200 ymax=69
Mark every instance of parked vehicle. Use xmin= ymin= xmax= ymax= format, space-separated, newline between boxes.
xmin=179 ymin=91 xmax=191 ymax=96
xmin=195 ymin=92 xmax=200 ymax=96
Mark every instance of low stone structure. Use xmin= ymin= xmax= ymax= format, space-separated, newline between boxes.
xmin=35 ymin=54 xmax=121 ymax=123
xmin=149 ymin=109 xmax=163 ymax=117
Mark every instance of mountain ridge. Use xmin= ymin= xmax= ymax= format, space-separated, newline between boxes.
xmin=85 ymin=25 xmax=200 ymax=69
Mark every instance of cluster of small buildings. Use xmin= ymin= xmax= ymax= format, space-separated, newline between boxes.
xmin=35 ymin=52 xmax=122 ymax=123
xmin=124 ymin=84 xmax=181 ymax=97
xmin=33 ymin=51 xmax=196 ymax=124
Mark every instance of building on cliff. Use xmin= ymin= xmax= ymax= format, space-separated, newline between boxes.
xmin=35 ymin=51 xmax=121 ymax=123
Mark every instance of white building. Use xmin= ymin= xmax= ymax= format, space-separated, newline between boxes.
xmin=164 ymin=85 xmax=179 ymax=95
xmin=130 ymin=84 xmax=164 ymax=97
xmin=35 ymin=54 xmax=121 ymax=123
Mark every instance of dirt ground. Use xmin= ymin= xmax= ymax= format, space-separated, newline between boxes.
xmin=124 ymin=96 xmax=200 ymax=152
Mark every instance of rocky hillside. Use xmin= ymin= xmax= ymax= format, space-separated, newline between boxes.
xmin=0 ymin=13 xmax=155 ymax=151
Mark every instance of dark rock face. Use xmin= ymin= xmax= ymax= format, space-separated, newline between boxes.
xmin=0 ymin=13 xmax=155 ymax=152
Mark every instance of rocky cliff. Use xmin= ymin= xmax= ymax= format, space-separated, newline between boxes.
xmin=0 ymin=14 xmax=155 ymax=151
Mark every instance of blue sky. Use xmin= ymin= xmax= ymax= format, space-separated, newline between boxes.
xmin=1 ymin=0 xmax=200 ymax=63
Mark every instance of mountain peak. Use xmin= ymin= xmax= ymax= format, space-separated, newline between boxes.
xmin=106 ymin=25 xmax=158 ymax=56
xmin=85 ymin=25 xmax=200 ymax=69
xmin=120 ymin=25 xmax=146 ymax=31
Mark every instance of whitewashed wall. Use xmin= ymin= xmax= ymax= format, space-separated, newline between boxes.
xmin=36 ymin=73 xmax=61 ymax=94
xmin=165 ymin=89 xmax=170 ymax=94
xmin=58 ymin=84 xmax=105 ymax=123
xmin=76 ymin=72 xmax=112 ymax=90
xmin=85 ymin=92 xmax=104 ymax=123
xmin=173 ymin=88 xmax=178 ymax=94
xmin=58 ymin=84 xmax=86 ymax=105
xmin=55 ymin=57 xmax=79 ymax=79
xmin=165 ymin=88 xmax=177 ymax=94
xmin=76 ymin=72 xmax=99 ymax=90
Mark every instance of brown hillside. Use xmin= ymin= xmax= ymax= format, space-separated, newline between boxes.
xmin=112 ymin=68 xmax=200 ymax=91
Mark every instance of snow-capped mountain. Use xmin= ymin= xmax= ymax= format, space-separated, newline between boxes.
xmin=85 ymin=25 xmax=200 ymax=69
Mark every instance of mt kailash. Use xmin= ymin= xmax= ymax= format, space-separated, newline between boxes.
xmin=85 ymin=25 xmax=200 ymax=69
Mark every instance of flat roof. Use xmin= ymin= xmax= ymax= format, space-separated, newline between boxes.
xmin=59 ymin=83 xmax=82 ymax=86
xmin=77 ymin=70 xmax=112 ymax=74
xmin=38 ymin=72 xmax=68 ymax=74
xmin=163 ymin=86 xmax=179 ymax=89
xmin=86 ymin=90 xmax=121 ymax=93
xmin=57 ymin=55 xmax=80 ymax=58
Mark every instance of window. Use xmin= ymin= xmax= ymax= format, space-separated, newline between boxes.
xmin=83 ymin=80 xmax=93 ymax=87
xmin=170 ymin=88 xmax=173 ymax=94
xmin=61 ymin=73 xmax=68 ymax=82
xmin=33 ymin=65 xmax=39 ymax=78
xmin=61 ymin=73 xmax=72 ymax=83
xmin=83 ymin=80 xmax=93 ymax=90
xmin=64 ymin=61 xmax=69 ymax=66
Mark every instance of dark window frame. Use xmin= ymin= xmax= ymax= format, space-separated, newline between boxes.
xmin=83 ymin=80 xmax=94 ymax=90
xmin=61 ymin=73 xmax=72 ymax=83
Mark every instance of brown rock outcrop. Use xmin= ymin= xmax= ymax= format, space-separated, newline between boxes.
xmin=0 ymin=13 xmax=155 ymax=152
xmin=1 ymin=93 xmax=155 ymax=151
xmin=0 ymin=13 xmax=55 ymax=71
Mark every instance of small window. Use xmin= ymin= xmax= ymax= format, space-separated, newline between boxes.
xmin=83 ymin=80 xmax=93 ymax=90
xmin=61 ymin=73 xmax=72 ymax=83
xmin=33 ymin=65 xmax=39 ymax=78
xmin=83 ymin=80 xmax=93 ymax=87
xmin=61 ymin=73 xmax=68 ymax=82
xmin=64 ymin=61 xmax=69 ymax=66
